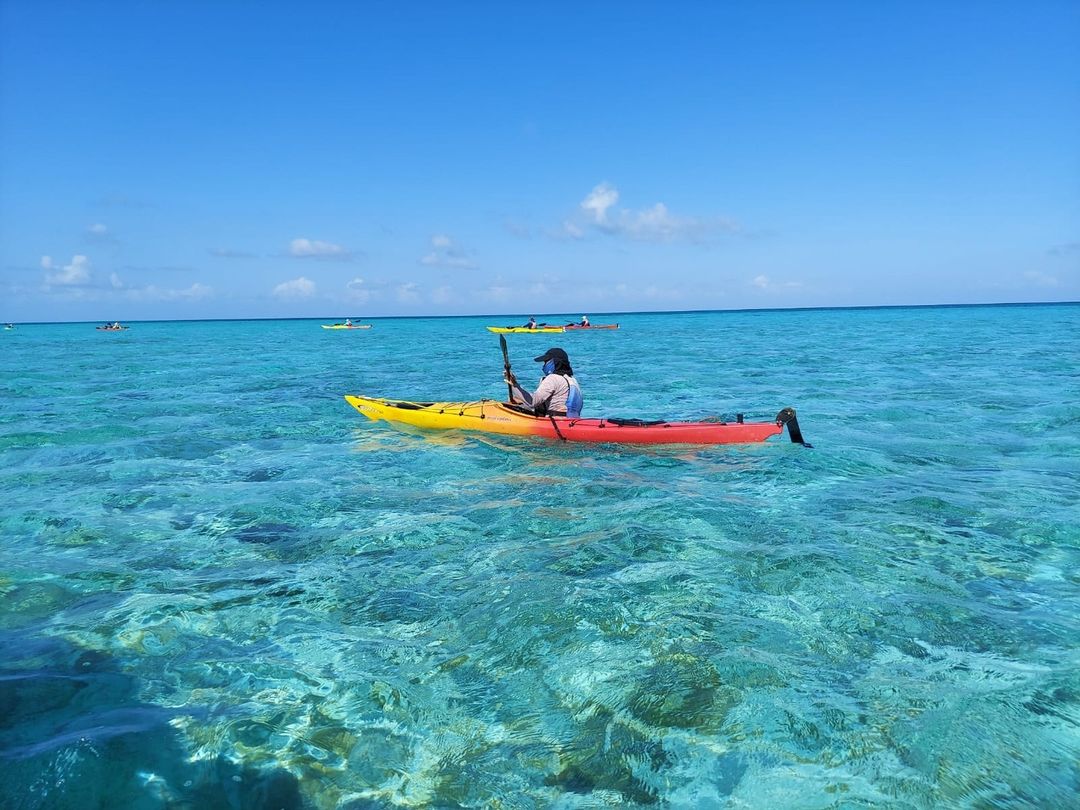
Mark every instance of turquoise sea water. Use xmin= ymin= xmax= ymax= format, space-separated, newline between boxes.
xmin=2 ymin=305 xmax=1078 ymax=808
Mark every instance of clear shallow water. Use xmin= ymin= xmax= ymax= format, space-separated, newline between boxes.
xmin=1 ymin=305 xmax=1078 ymax=808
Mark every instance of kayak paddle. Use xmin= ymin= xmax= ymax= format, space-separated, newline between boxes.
xmin=499 ymin=335 xmax=514 ymax=401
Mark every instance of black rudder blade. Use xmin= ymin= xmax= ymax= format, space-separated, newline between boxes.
xmin=776 ymin=407 xmax=811 ymax=447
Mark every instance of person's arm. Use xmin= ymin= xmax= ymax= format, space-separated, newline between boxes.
xmin=504 ymin=370 xmax=533 ymax=406
xmin=510 ymin=381 xmax=533 ymax=406
xmin=504 ymin=372 xmax=563 ymax=412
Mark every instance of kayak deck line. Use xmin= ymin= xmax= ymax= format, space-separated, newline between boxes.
xmin=345 ymin=395 xmax=810 ymax=446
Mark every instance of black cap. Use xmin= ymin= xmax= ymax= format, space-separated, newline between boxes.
xmin=534 ymin=347 xmax=569 ymax=363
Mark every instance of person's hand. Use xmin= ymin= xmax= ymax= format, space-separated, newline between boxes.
xmin=503 ymin=371 xmax=517 ymax=386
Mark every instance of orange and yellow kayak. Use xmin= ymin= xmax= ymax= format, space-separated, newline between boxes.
xmin=344 ymin=395 xmax=806 ymax=446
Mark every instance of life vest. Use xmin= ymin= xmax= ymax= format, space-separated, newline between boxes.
xmin=562 ymin=375 xmax=583 ymax=418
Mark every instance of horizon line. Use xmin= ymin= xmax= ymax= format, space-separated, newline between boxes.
xmin=5 ymin=299 xmax=1077 ymax=326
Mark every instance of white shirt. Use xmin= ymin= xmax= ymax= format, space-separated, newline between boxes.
xmin=511 ymin=373 xmax=580 ymax=415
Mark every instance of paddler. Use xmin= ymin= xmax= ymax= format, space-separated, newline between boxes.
xmin=504 ymin=347 xmax=583 ymax=418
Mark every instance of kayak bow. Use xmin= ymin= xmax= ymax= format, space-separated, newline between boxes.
xmin=344 ymin=395 xmax=807 ymax=446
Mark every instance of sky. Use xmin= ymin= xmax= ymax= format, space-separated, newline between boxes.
xmin=1 ymin=0 xmax=1078 ymax=321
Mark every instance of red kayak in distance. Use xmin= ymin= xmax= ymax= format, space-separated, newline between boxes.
xmin=563 ymin=323 xmax=619 ymax=330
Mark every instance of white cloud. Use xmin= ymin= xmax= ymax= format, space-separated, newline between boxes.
xmin=640 ymin=284 xmax=685 ymax=302
xmin=1024 ymin=270 xmax=1058 ymax=287
xmin=419 ymin=234 xmax=477 ymax=268
xmin=527 ymin=281 xmax=551 ymax=297
xmin=124 ymin=282 xmax=213 ymax=302
xmin=84 ymin=223 xmax=118 ymax=244
xmin=581 ymin=182 xmax=619 ymax=225
xmin=554 ymin=220 xmax=585 ymax=240
xmin=397 ymin=282 xmax=420 ymax=303
xmin=618 ymin=203 xmax=686 ymax=240
xmin=750 ymin=274 xmax=802 ymax=292
xmin=210 ymin=247 xmax=256 ymax=259
xmin=44 ymin=254 xmax=91 ymax=286
xmin=430 ymin=285 xmax=460 ymax=305
xmin=273 ymin=276 xmax=316 ymax=299
xmin=473 ymin=276 xmax=691 ymax=308
xmin=481 ymin=284 xmax=514 ymax=303
xmin=37 ymin=254 xmax=214 ymax=302
xmin=567 ymin=183 xmax=739 ymax=243
xmin=171 ymin=283 xmax=212 ymax=300
xmin=344 ymin=277 xmax=371 ymax=303
xmin=288 ymin=238 xmax=349 ymax=260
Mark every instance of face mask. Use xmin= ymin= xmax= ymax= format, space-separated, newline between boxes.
xmin=542 ymin=359 xmax=556 ymax=375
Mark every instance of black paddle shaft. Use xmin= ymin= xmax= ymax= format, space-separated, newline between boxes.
xmin=499 ymin=335 xmax=514 ymax=401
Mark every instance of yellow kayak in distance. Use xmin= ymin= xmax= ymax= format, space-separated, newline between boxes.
xmin=486 ymin=325 xmax=565 ymax=334
xmin=322 ymin=324 xmax=372 ymax=330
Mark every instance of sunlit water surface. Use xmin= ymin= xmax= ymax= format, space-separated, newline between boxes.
xmin=1 ymin=306 xmax=1078 ymax=808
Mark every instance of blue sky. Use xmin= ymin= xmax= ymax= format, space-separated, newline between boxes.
xmin=1 ymin=1 xmax=1077 ymax=321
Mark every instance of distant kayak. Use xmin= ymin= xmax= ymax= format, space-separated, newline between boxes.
xmin=96 ymin=326 xmax=129 ymax=331
xmin=345 ymin=395 xmax=808 ymax=446
xmin=486 ymin=326 xmax=565 ymax=334
xmin=322 ymin=324 xmax=372 ymax=330
xmin=563 ymin=323 xmax=619 ymax=330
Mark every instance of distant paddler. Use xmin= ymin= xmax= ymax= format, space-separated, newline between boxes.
xmin=486 ymin=316 xmax=566 ymax=334
xmin=321 ymin=319 xmax=371 ymax=329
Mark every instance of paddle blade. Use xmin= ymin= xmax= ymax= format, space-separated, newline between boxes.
xmin=499 ymin=335 xmax=513 ymax=400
